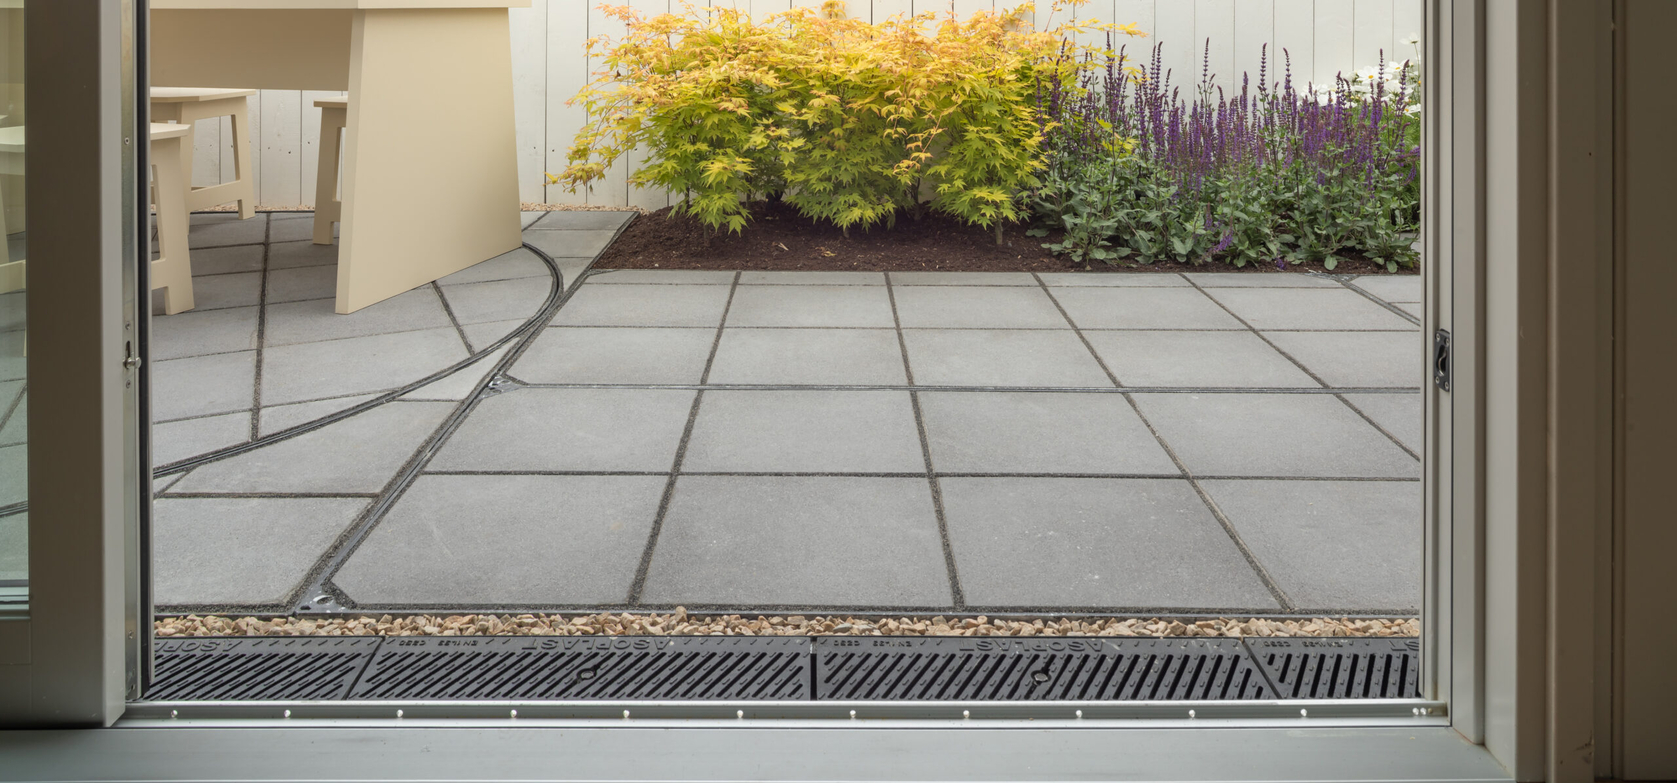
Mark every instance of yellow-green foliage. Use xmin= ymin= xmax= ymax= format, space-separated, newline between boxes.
xmin=553 ymin=1 xmax=1139 ymax=233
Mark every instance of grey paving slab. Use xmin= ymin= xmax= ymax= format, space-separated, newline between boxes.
xmin=153 ymin=411 xmax=250 ymax=466
xmin=0 ymin=332 xmax=23 ymax=383
xmin=682 ymin=390 xmax=924 ymax=473
xmin=513 ymin=327 xmax=715 ymax=385
xmin=556 ymin=258 xmax=593 ymax=290
xmin=152 ymin=497 xmax=368 ymax=606
xmin=268 ymin=215 xmax=336 ymax=243
xmin=153 ymin=474 xmax=184 ymax=496
xmin=892 ymin=286 xmax=1067 ymax=329
xmin=1396 ymin=302 xmax=1421 ymax=319
xmin=260 ymin=327 xmax=470 ymax=405
xmin=0 ymin=382 xmax=22 ymax=420
xmin=0 ymin=291 xmax=22 ymax=332
xmin=940 ymin=477 xmax=1279 ymax=610
xmin=266 ymin=239 xmax=339 ymax=270
xmin=1200 ymin=479 xmax=1422 ymax=612
xmin=152 ymin=351 xmax=256 ymax=422
xmin=461 ymin=319 xmax=524 ymax=352
xmin=724 ymin=285 xmax=896 ymax=328
xmin=190 ymin=211 xmax=247 ymax=226
xmin=1049 ymin=287 xmax=1245 ymax=330
xmin=529 ymin=210 xmax=637 ymax=231
xmin=0 ymin=392 xmax=26 ymax=446
xmin=1263 ymin=330 xmax=1424 ymax=388
xmin=263 ymin=287 xmax=452 ymax=346
xmin=1202 ymin=288 xmax=1417 ymax=330
xmin=177 ymin=271 xmax=261 ymax=311
xmin=265 ymin=265 xmax=337 ymax=304
xmin=186 ymin=244 xmax=265 ymax=276
xmin=522 ymin=228 xmax=619 ymax=259
xmin=437 ymin=248 xmax=551 ymax=286
xmin=0 ymin=512 xmax=25 ymax=581
xmin=901 ymin=330 xmax=1113 ymax=388
xmin=258 ymin=393 xmax=379 ymax=436
xmin=919 ymin=392 xmax=1178 ymax=475
xmin=0 ymin=445 xmax=24 ymax=507
xmin=1184 ymin=273 xmax=1340 ymax=288
xmin=188 ymin=214 xmax=267 ymax=248
xmin=889 ymin=272 xmax=1036 ymax=286
xmin=440 ymin=277 xmax=550 ymax=326
xmin=151 ymin=305 xmax=260 ymax=361
xmin=399 ymin=346 xmax=508 ymax=401
xmin=739 ymin=271 xmax=884 ymax=286
xmin=590 ymin=269 xmax=737 ymax=285
xmin=1036 ymin=273 xmax=1190 ymax=287
xmin=641 ymin=476 xmax=951 ymax=608
xmin=552 ymin=283 xmax=732 ymax=328
xmin=521 ymin=211 xmax=546 ymax=228
xmin=1351 ymin=275 xmax=1422 ymax=303
xmin=266 ymin=211 xmax=312 ymax=221
xmin=1131 ymin=393 xmax=1420 ymax=478
xmin=1342 ymin=393 xmax=1423 ymax=452
xmin=171 ymin=401 xmax=452 ymax=494
xmin=706 ymin=329 xmax=906 ymax=386
xmin=334 ymin=474 xmax=665 ymax=605
xmin=429 ymin=388 xmax=696 ymax=472
xmin=1084 ymin=331 xmax=1320 ymax=388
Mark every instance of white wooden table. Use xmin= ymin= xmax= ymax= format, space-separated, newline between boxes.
xmin=151 ymin=0 xmax=528 ymax=313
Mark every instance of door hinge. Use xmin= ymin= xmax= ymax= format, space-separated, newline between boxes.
xmin=1433 ymin=329 xmax=1451 ymax=392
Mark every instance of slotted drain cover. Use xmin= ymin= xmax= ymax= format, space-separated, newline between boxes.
xmin=347 ymin=636 xmax=813 ymax=700
xmin=149 ymin=637 xmax=380 ymax=701
xmin=814 ymin=637 xmax=1273 ymax=701
xmin=1244 ymin=637 xmax=1421 ymax=699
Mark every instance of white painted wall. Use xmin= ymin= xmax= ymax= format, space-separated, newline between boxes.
xmin=180 ymin=0 xmax=1422 ymax=208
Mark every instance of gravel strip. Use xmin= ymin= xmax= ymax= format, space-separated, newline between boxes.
xmin=156 ymin=610 xmax=1418 ymax=639
xmin=520 ymin=202 xmax=649 ymax=214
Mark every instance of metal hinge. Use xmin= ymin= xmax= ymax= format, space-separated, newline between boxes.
xmin=1433 ymin=329 xmax=1452 ymax=392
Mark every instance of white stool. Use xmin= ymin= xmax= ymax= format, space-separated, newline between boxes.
xmin=312 ymin=96 xmax=347 ymax=246
xmin=150 ymin=123 xmax=195 ymax=315
xmin=150 ymin=87 xmax=258 ymax=219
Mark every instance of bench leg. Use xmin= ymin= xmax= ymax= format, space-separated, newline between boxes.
xmin=151 ymin=135 xmax=195 ymax=315
xmin=313 ymin=107 xmax=345 ymax=245
xmin=226 ymin=98 xmax=258 ymax=220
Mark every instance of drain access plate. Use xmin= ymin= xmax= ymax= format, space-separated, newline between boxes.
xmin=1245 ymin=637 xmax=1422 ymax=699
xmin=148 ymin=636 xmax=380 ymax=701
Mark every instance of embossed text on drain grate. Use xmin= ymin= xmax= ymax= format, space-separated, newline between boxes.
xmin=148 ymin=637 xmax=381 ymax=701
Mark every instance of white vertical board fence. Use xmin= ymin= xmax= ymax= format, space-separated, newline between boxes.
xmin=186 ymin=0 xmax=1419 ymax=208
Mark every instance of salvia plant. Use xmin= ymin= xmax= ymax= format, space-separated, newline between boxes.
xmin=1029 ymin=40 xmax=1421 ymax=270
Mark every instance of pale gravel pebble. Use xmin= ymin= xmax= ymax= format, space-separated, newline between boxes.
xmin=154 ymin=610 xmax=1419 ymax=639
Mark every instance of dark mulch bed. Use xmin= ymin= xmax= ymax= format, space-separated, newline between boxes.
xmin=595 ymin=202 xmax=1417 ymax=276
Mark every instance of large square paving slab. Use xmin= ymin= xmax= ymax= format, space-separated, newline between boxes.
xmin=259 ymin=327 xmax=470 ymax=405
xmin=682 ymin=390 xmax=924 ymax=473
xmin=939 ymin=477 xmax=1278 ymax=610
xmin=551 ymin=284 xmax=732 ymax=327
xmin=152 ymin=497 xmax=368 ymax=606
xmin=901 ymin=330 xmax=1113 ymax=388
xmin=891 ymin=286 xmax=1067 ymax=328
xmin=918 ymin=392 xmax=1177 ymax=475
xmin=1200 ymin=479 xmax=1421 ymax=612
xmin=152 ymin=351 xmax=256 ymax=422
xmin=1131 ymin=393 xmax=1420 ymax=478
xmin=723 ymin=285 xmax=895 ymax=328
xmin=513 ymin=327 xmax=716 ymax=385
xmin=706 ymin=329 xmax=906 ymax=386
xmin=1049 ymin=287 xmax=1244 ymax=330
xmin=1263 ymin=331 xmax=1424 ymax=388
xmin=333 ymin=474 xmax=666 ymax=606
xmin=1083 ymin=331 xmax=1319 ymax=388
xmin=429 ymin=388 xmax=696 ymax=472
xmin=1342 ymin=393 xmax=1423 ymax=453
xmin=641 ymin=476 xmax=951 ymax=608
xmin=1203 ymin=288 xmax=1417 ymax=331
xmin=1350 ymin=275 xmax=1422 ymax=303
xmin=263 ymin=287 xmax=454 ymax=346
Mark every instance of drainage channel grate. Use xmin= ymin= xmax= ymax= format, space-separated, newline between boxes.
xmin=813 ymin=637 xmax=1273 ymax=701
xmin=1245 ymin=638 xmax=1422 ymax=699
xmin=148 ymin=637 xmax=380 ymax=701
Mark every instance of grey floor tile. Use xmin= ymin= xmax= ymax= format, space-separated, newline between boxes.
xmin=682 ymin=390 xmax=924 ymax=473
xmin=553 ymin=283 xmax=732 ymax=328
xmin=437 ymin=248 xmax=551 ymax=286
xmin=0 ymin=332 xmax=23 ymax=383
xmin=152 ymin=497 xmax=368 ymax=606
xmin=153 ymin=351 xmax=256 ymax=421
xmin=266 ymin=211 xmax=313 ymax=221
xmin=430 ymin=388 xmax=695 ymax=472
xmin=440 ymin=277 xmax=551 ymax=326
xmin=400 ymin=346 xmax=508 ymax=401
xmin=153 ymin=412 xmax=251 ymax=466
xmin=260 ymin=327 xmax=470 ymax=405
xmin=1037 ymin=273 xmax=1190 ymax=287
xmin=153 ymin=474 xmax=184 ymax=496
xmin=513 ymin=327 xmax=715 ymax=385
xmin=462 ymin=319 xmax=525 ymax=352
xmin=266 ymin=265 xmax=338 ymax=304
xmin=190 ymin=211 xmax=246 ymax=226
xmin=188 ymin=214 xmax=267 ymax=249
xmin=187 ymin=244 xmax=265 ymax=276
xmin=902 ymin=330 xmax=1113 ymax=388
xmin=889 ymin=272 xmax=1036 ymax=286
xmin=892 ymin=286 xmax=1067 ymax=329
xmin=1184 ymin=272 xmax=1341 ymax=288
xmin=1084 ymin=331 xmax=1319 ymax=388
xmin=0 ymin=446 xmax=24 ymax=507
xmin=590 ymin=269 xmax=736 ymax=285
xmin=176 ymin=271 xmax=261 ymax=311
xmin=152 ymin=305 xmax=260 ymax=361
xmin=334 ymin=474 xmax=665 ymax=605
xmin=267 ymin=239 xmax=339 ymax=270
xmin=1341 ymin=393 xmax=1423 ymax=452
xmin=264 ymin=287 xmax=452 ymax=346
xmin=1396 ymin=302 xmax=1421 ymax=320
xmin=707 ymin=329 xmax=906 ymax=386
xmin=919 ymin=392 xmax=1177 ymax=475
xmin=530 ymin=210 xmax=636 ymax=231
xmin=1351 ymin=275 xmax=1422 ymax=303
xmin=258 ymin=393 xmax=379 ymax=436
xmin=1263 ymin=331 xmax=1424 ymax=388
xmin=725 ymin=285 xmax=895 ymax=328
xmin=739 ymin=271 xmax=883 ymax=286
xmin=521 ymin=211 xmax=547 ymax=228
xmin=0 ymin=392 xmax=26 ymax=446
xmin=941 ymin=477 xmax=1278 ymax=610
xmin=641 ymin=476 xmax=951 ymax=608
xmin=1049 ymin=287 xmax=1244 ymax=330
xmin=1131 ymin=393 xmax=1420 ymax=478
xmin=1200 ymin=479 xmax=1421 ymax=612
xmin=268 ymin=215 xmax=336 ymax=243
xmin=0 ymin=512 xmax=24 ymax=581
xmin=1203 ymin=288 xmax=1417 ymax=330
xmin=556 ymin=258 xmax=593 ymax=290
xmin=171 ymin=401 xmax=452 ymax=494
xmin=523 ymin=229 xmax=619 ymax=259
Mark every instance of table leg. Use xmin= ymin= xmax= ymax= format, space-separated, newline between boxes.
xmin=336 ymin=7 xmax=522 ymax=314
xmin=151 ymin=135 xmax=195 ymax=315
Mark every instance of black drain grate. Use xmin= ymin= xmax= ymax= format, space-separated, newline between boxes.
xmin=346 ymin=636 xmax=812 ymax=700
xmin=148 ymin=637 xmax=380 ymax=701
xmin=1244 ymin=637 xmax=1422 ymax=699
xmin=813 ymin=637 xmax=1273 ymax=701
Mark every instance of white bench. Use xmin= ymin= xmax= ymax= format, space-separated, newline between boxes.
xmin=150 ymin=87 xmax=258 ymax=219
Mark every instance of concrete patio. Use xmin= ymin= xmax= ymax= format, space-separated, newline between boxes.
xmin=151 ymin=211 xmax=1425 ymax=619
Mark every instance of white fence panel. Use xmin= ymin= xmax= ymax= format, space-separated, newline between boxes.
xmin=1311 ymin=0 xmax=1353 ymax=87
xmin=510 ymin=0 xmax=549 ymax=205
xmin=1272 ymin=0 xmax=1314 ymax=89
xmin=1232 ymin=0 xmax=1275 ymax=88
